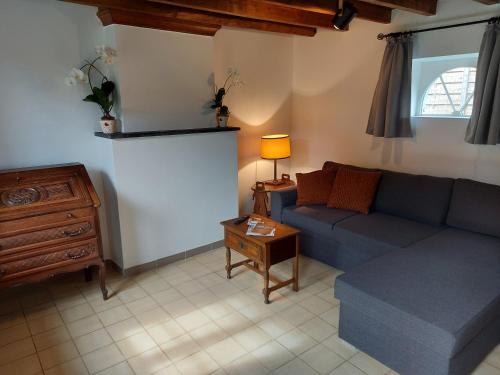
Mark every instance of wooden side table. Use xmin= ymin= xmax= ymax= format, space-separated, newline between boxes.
xmin=252 ymin=176 xmax=295 ymax=217
xmin=221 ymin=214 xmax=300 ymax=304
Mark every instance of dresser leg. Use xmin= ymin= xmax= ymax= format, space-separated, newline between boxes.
xmin=263 ymin=268 xmax=270 ymax=304
xmin=225 ymin=247 xmax=232 ymax=279
xmin=98 ymin=263 xmax=108 ymax=300
xmin=84 ymin=268 xmax=92 ymax=282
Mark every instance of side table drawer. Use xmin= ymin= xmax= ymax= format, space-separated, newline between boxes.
xmin=225 ymin=231 xmax=262 ymax=261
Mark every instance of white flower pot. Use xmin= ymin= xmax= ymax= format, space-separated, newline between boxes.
xmin=100 ymin=118 xmax=117 ymax=134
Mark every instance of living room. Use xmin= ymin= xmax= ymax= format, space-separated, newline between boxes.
xmin=0 ymin=0 xmax=499 ymax=374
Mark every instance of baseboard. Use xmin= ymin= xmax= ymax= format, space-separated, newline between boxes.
xmin=105 ymin=240 xmax=224 ymax=277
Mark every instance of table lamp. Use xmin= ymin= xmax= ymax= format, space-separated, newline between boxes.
xmin=260 ymin=134 xmax=291 ymax=185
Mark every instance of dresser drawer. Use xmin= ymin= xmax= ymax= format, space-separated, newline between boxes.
xmin=0 ymin=217 xmax=96 ymax=256
xmin=225 ymin=231 xmax=262 ymax=261
xmin=0 ymin=166 xmax=95 ymax=221
xmin=0 ymin=239 xmax=99 ymax=281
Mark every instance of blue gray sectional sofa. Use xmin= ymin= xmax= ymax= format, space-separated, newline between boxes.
xmin=271 ymin=162 xmax=500 ymax=375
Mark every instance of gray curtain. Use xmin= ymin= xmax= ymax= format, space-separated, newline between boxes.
xmin=465 ymin=23 xmax=500 ymax=145
xmin=366 ymin=35 xmax=413 ymax=138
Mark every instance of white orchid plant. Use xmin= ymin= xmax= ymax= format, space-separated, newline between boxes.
xmin=210 ymin=67 xmax=245 ymax=117
xmin=65 ymin=45 xmax=117 ymax=120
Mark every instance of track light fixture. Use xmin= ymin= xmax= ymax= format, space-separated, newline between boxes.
xmin=332 ymin=0 xmax=357 ymax=31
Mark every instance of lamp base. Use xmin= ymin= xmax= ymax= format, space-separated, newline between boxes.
xmin=264 ymin=179 xmax=286 ymax=186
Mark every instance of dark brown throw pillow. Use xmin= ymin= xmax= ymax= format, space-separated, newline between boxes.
xmin=296 ymin=169 xmax=337 ymax=206
xmin=327 ymin=167 xmax=382 ymax=214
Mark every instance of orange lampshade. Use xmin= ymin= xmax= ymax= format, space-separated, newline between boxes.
xmin=260 ymin=134 xmax=291 ymax=160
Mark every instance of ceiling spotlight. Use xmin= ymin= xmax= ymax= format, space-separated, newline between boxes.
xmin=332 ymin=0 xmax=357 ymax=31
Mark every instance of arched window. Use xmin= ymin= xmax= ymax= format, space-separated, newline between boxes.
xmin=419 ymin=67 xmax=476 ymax=117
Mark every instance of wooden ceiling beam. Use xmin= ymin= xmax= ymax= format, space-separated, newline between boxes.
xmin=97 ymin=8 xmax=220 ymax=36
xmin=355 ymin=0 xmax=437 ymax=15
xmin=472 ymin=0 xmax=499 ymax=4
xmin=61 ymin=0 xmax=317 ymax=36
xmin=147 ymin=0 xmax=391 ymax=25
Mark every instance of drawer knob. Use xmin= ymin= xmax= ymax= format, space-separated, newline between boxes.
xmin=239 ymin=241 xmax=246 ymax=249
xmin=66 ymin=213 xmax=74 ymax=219
xmin=66 ymin=249 xmax=89 ymax=260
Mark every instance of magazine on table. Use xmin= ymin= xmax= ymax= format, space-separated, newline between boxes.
xmin=246 ymin=218 xmax=276 ymax=237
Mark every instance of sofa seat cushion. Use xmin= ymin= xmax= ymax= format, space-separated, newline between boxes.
xmin=333 ymin=212 xmax=443 ymax=256
xmin=335 ymin=228 xmax=500 ymax=358
xmin=282 ymin=205 xmax=356 ymax=238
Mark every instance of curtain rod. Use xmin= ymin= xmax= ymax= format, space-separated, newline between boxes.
xmin=377 ymin=15 xmax=500 ymax=40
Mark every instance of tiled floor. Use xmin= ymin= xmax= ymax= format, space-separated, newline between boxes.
xmin=1 ymin=248 xmax=499 ymax=375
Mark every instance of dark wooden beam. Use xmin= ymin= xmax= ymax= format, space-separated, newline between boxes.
xmin=472 ymin=0 xmax=499 ymax=4
xmin=148 ymin=0 xmax=391 ymax=25
xmin=62 ymin=0 xmax=317 ymax=36
xmin=356 ymin=0 xmax=437 ymax=15
xmin=97 ymin=8 xmax=220 ymax=36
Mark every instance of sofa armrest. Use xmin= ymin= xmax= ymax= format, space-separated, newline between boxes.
xmin=271 ymin=187 xmax=297 ymax=223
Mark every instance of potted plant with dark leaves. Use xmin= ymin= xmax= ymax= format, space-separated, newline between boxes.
xmin=211 ymin=68 xmax=244 ymax=127
xmin=65 ymin=45 xmax=118 ymax=134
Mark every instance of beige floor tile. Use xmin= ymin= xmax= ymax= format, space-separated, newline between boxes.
xmin=175 ymin=350 xmax=219 ymax=375
xmin=233 ymin=326 xmax=272 ymax=352
xmin=106 ymin=317 xmax=144 ymax=342
xmin=176 ymin=280 xmax=206 ymax=296
xmin=257 ymin=317 xmax=294 ymax=339
xmin=316 ymin=289 xmax=340 ymax=306
xmin=55 ymin=294 xmax=87 ymax=312
xmin=67 ymin=315 xmax=103 ymax=338
xmin=0 ymin=322 xmax=31 ymax=346
xmin=189 ymin=322 xmax=228 ymax=349
xmin=209 ymin=282 xmax=240 ymax=298
xmin=320 ymin=307 xmax=340 ymax=328
xmin=0 ymin=353 xmax=41 ymax=375
xmin=349 ymin=352 xmax=391 ymax=375
xmin=88 ymin=295 xmax=123 ymax=313
xmin=329 ymin=361 xmax=367 ymax=375
xmin=276 ymin=328 xmax=317 ymax=356
xmin=238 ymin=303 xmax=274 ymax=323
xmin=300 ymin=344 xmax=345 ymax=375
xmin=160 ymin=334 xmax=202 ymax=362
xmin=82 ymin=343 xmax=125 ymax=374
xmin=95 ymin=361 xmax=134 ymax=375
xmin=135 ymin=307 xmax=172 ymax=329
xmin=299 ymin=295 xmax=334 ymax=315
xmin=274 ymin=357 xmax=320 ymax=375
xmin=117 ymin=331 xmax=157 ymax=359
xmin=251 ymin=340 xmax=294 ymax=371
xmin=215 ymin=312 xmax=253 ymax=336
xmin=24 ymin=304 xmax=58 ymax=321
xmin=473 ymin=363 xmax=500 ymax=375
xmin=28 ymin=312 xmax=64 ymax=335
xmin=195 ymin=273 xmax=226 ymax=288
xmin=299 ymin=317 xmax=337 ymax=342
xmin=163 ymin=298 xmax=196 ymax=319
xmin=98 ymin=305 xmax=133 ymax=326
xmin=176 ymin=310 xmax=211 ymax=332
xmin=0 ymin=311 xmax=26 ymax=331
xmin=128 ymin=347 xmax=171 ymax=375
xmin=126 ymin=296 xmax=159 ymax=315
xmin=60 ymin=303 xmax=94 ymax=324
xmin=0 ymin=337 xmax=36 ymax=366
xmin=140 ymin=279 xmax=170 ymax=295
xmin=118 ymin=286 xmax=148 ymax=304
xmin=33 ymin=326 xmax=71 ymax=351
xmin=38 ymin=340 xmax=80 ymax=370
xmin=224 ymin=293 xmax=255 ymax=311
xmin=486 ymin=346 xmax=500 ymax=369
xmin=322 ymin=334 xmax=358 ymax=360
xmin=280 ymin=305 xmax=315 ymax=326
xmin=188 ymin=290 xmax=219 ymax=309
xmin=147 ymin=320 xmax=186 ymax=345
xmin=44 ymin=357 xmax=89 ymax=375
xmin=154 ymin=364 xmax=182 ymax=374
xmin=224 ymin=353 xmax=269 ymax=375
xmin=206 ymin=337 xmax=247 ymax=366
xmin=74 ymin=328 xmax=114 ymax=355
xmin=152 ymin=289 xmax=184 ymax=306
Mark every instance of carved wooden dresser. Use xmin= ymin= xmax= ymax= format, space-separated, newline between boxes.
xmin=0 ymin=164 xmax=108 ymax=299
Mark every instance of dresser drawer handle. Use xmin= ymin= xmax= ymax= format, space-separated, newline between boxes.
xmin=62 ymin=225 xmax=90 ymax=237
xmin=66 ymin=249 xmax=90 ymax=260
xmin=239 ymin=241 xmax=246 ymax=249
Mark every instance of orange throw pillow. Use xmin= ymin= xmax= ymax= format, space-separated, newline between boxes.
xmin=296 ymin=169 xmax=337 ymax=206
xmin=327 ymin=168 xmax=382 ymax=214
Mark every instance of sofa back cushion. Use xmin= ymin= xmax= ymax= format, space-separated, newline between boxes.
xmin=447 ymin=179 xmax=500 ymax=238
xmin=374 ymin=171 xmax=454 ymax=226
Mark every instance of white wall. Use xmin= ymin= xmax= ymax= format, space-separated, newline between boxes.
xmin=108 ymin=132 xmax=238 ymax=269
xmin=110 ymin=25 xmax=215 ymax=132
xmin=0 ymin=0 xmax=113 ymax=257
xmin=291 ymin=0 xmax=500 ymax=186
xmin=214 ymin=28 xmax=294 ymax=214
